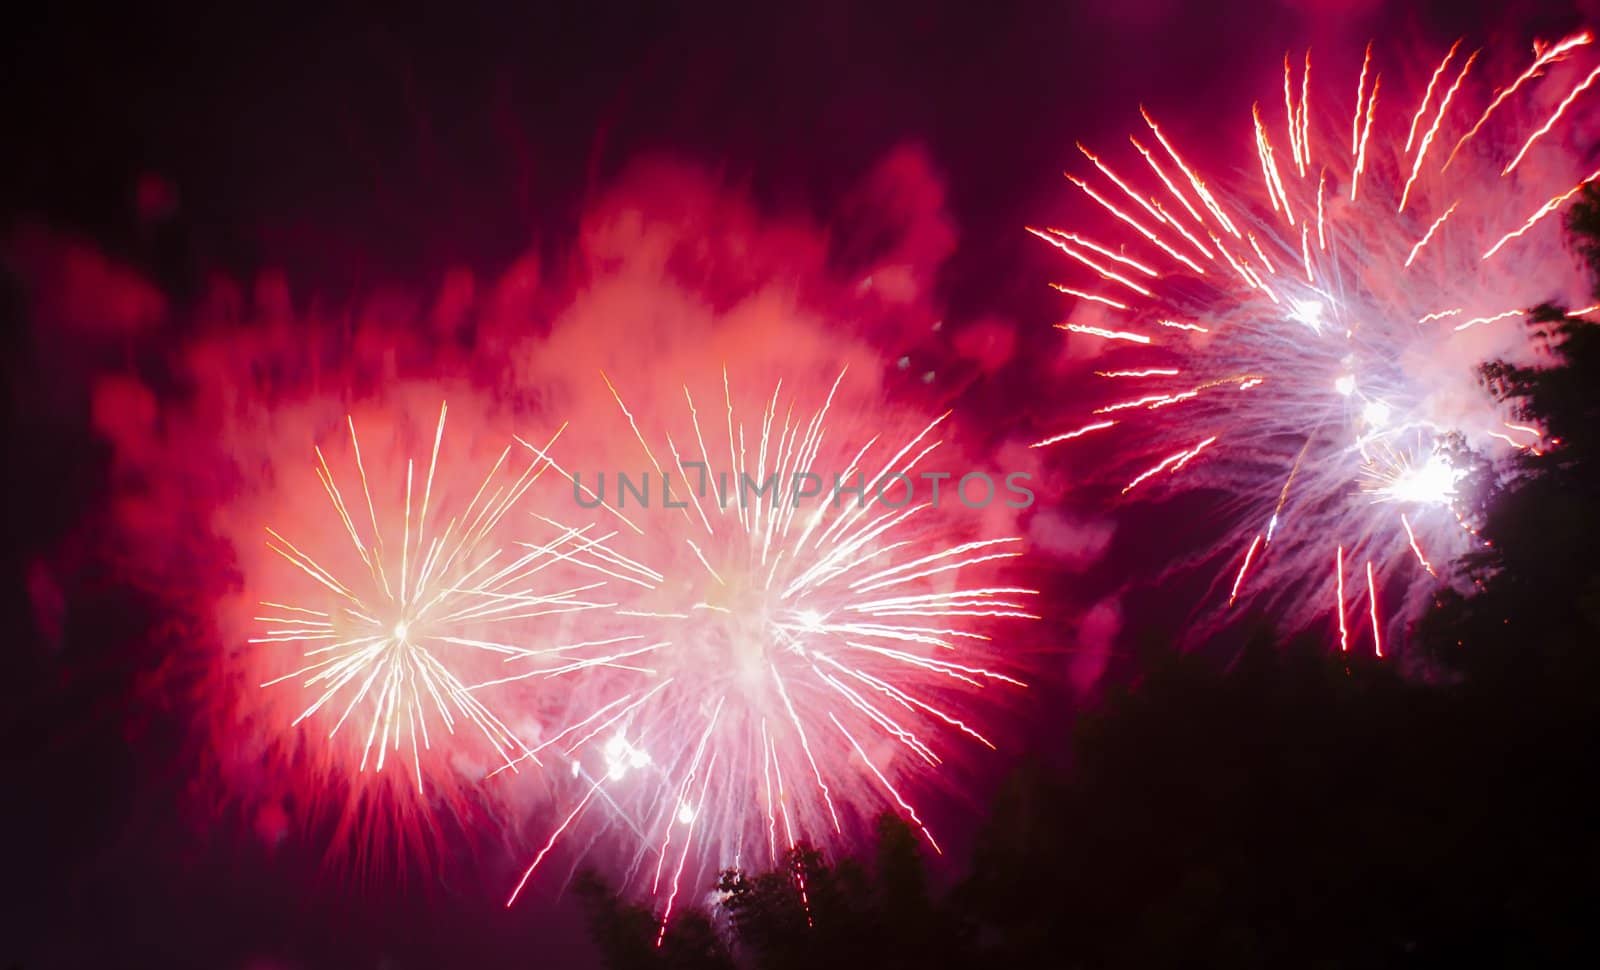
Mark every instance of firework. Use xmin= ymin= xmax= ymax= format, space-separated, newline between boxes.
xmin=1034 ymin=31 xmax=1599 ymax=650
xmin=503 ymin=369 xmax=1034 ymax=929
xmin=252 ymin=401 xmax=618 ymax=813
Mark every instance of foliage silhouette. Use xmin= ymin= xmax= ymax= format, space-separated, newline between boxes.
xmin=574 ymin=870 xmax=734 ymax=970
xmin=577 ymin=815 xmax=977 ymax=969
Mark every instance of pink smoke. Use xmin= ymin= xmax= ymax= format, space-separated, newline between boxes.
xmin=8 ymin=144 xmax=1051 ymax=890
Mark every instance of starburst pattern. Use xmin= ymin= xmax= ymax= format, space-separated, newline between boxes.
xmin=1034 ymin=31 xmax=1599 ymax=650
xmin=253 ymin=402 xmax=615 ymax=795
xmin=503 ymin=370 xmax=1035 ymax=933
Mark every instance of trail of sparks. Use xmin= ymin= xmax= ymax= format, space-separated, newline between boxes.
xmin=1366 ymin=562 xmax=1383 ymax=657
xmin=1122 ymin=436 xmax=1217 ymax=495
xmin=1228 ymin=534 xmax=1264 ymax=606
xmin=1334 ymin=546 xmax=1349 ymax=652
xmin=1032 ymin=420 xmax=1117 ymax=448
xmin=1405 ymin=201 xmax=1458 ymax=267
xmin=1141 ymin=106 xmax=1241 ymax=238
xmin=1400 ymin=514 xmax=1437 ymax=576
xmin=1396 ymin=46 xmax=1474 ymax=215
xmin=1405 ymin=40 xmax=1462 ymax=154
xmin=1352 ymin=42 xmax=1373 ymax=156
xmin=1051 ymin=285 xmax=1129 ymax=311
xmin=1454 ymin=308 xmax=1525 ymax=332
xmin=1029 ymin=228 xmax=1158 ymax=298
xmin=1096 ymin=368 xmax=1180 ymax=378
xmin=1352 ymin=75 xmax=1380 ymax=201
xmin=1058 ymin=322 xmax=1151 ymax=344
xmin=1482 ymin=170 xmax=1600 ymax=260
xmin=1502 ymin=63 xmax=1600 ymax=175
xmin=1446 ymin=31 xmax=1593 ymax=170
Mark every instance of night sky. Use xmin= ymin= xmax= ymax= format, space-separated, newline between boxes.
xmin=3 ymin=2 xmax=1591 ymax=967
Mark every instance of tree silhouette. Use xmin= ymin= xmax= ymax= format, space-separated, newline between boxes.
xmin=578 ymin=815 xmax=977 ymax=969
xmin=573 ymin=870 xmax=734 ymax=970
xmin=716 ymin=814 xmax=976 ymax=970
xmin=1422 ymin=185 xmax=1600 ymax=684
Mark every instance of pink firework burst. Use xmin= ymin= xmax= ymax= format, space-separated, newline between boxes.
xmin=248 ymin=399 xmax=619 ymax=862
xmin=1035 ymin=30 xmax=1600 ymax=652
xmin=503 ymin=367 xmax=1036 ymax=929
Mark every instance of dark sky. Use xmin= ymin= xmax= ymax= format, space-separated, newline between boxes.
xmin=1 ymin=2 xmax=1576 ymax=968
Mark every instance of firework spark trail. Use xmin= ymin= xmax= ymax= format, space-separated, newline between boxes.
xmin=254 ymin=402 xmax=623 ymax=800
xmin=506 ymin=369 xmax=1034 ymax=920
xmin=1482 ymin=170 xmax=1600 ymax=260
xmin=1502 ymin=63 xmax=1600 ymax=175
xmin=1400 ymin=513 xmax=1437 ymax=576
xmin=1445 ymin=31 xmax=1593 ymax=170
xmin=1051 ymin=285 xmax=1130 ymax=311
xmin=1057 ymin=322 xmax=1151 ymax=344
xmin=1334 ymin=546 xmax=1349 ymax=652
xmin=1037 ymin=31 xmax=1598 ymax=649
xmin=1398 ymin=46 xmax=1478 ymax=214
xmin=1120 ymin=436 xmax=1217 ymax=495
xmin=1405 ymin=202 xmax=1459 ymax=267
xmin=1096 ymin=368 xmax=1181 ymax=378
xmin=1366 ymin=562 xmax=1383 ymax=657
xmin=1031 ymin=420 xmax=1118 ymax=448
xmin=1228 ymin=534 xmax=1264 ymax=606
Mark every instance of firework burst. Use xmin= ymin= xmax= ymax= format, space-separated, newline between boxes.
xmin=251 ymin=400 xmax=619 ymax=825
xmin=503 ymin=368 xmax=1035 ymax=928
xmin=1034 ymin=30 xmax=1600 ymax=650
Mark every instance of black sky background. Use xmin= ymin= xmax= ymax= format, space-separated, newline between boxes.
xmin=2 ymin=2 xmax=1584 ymax=967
